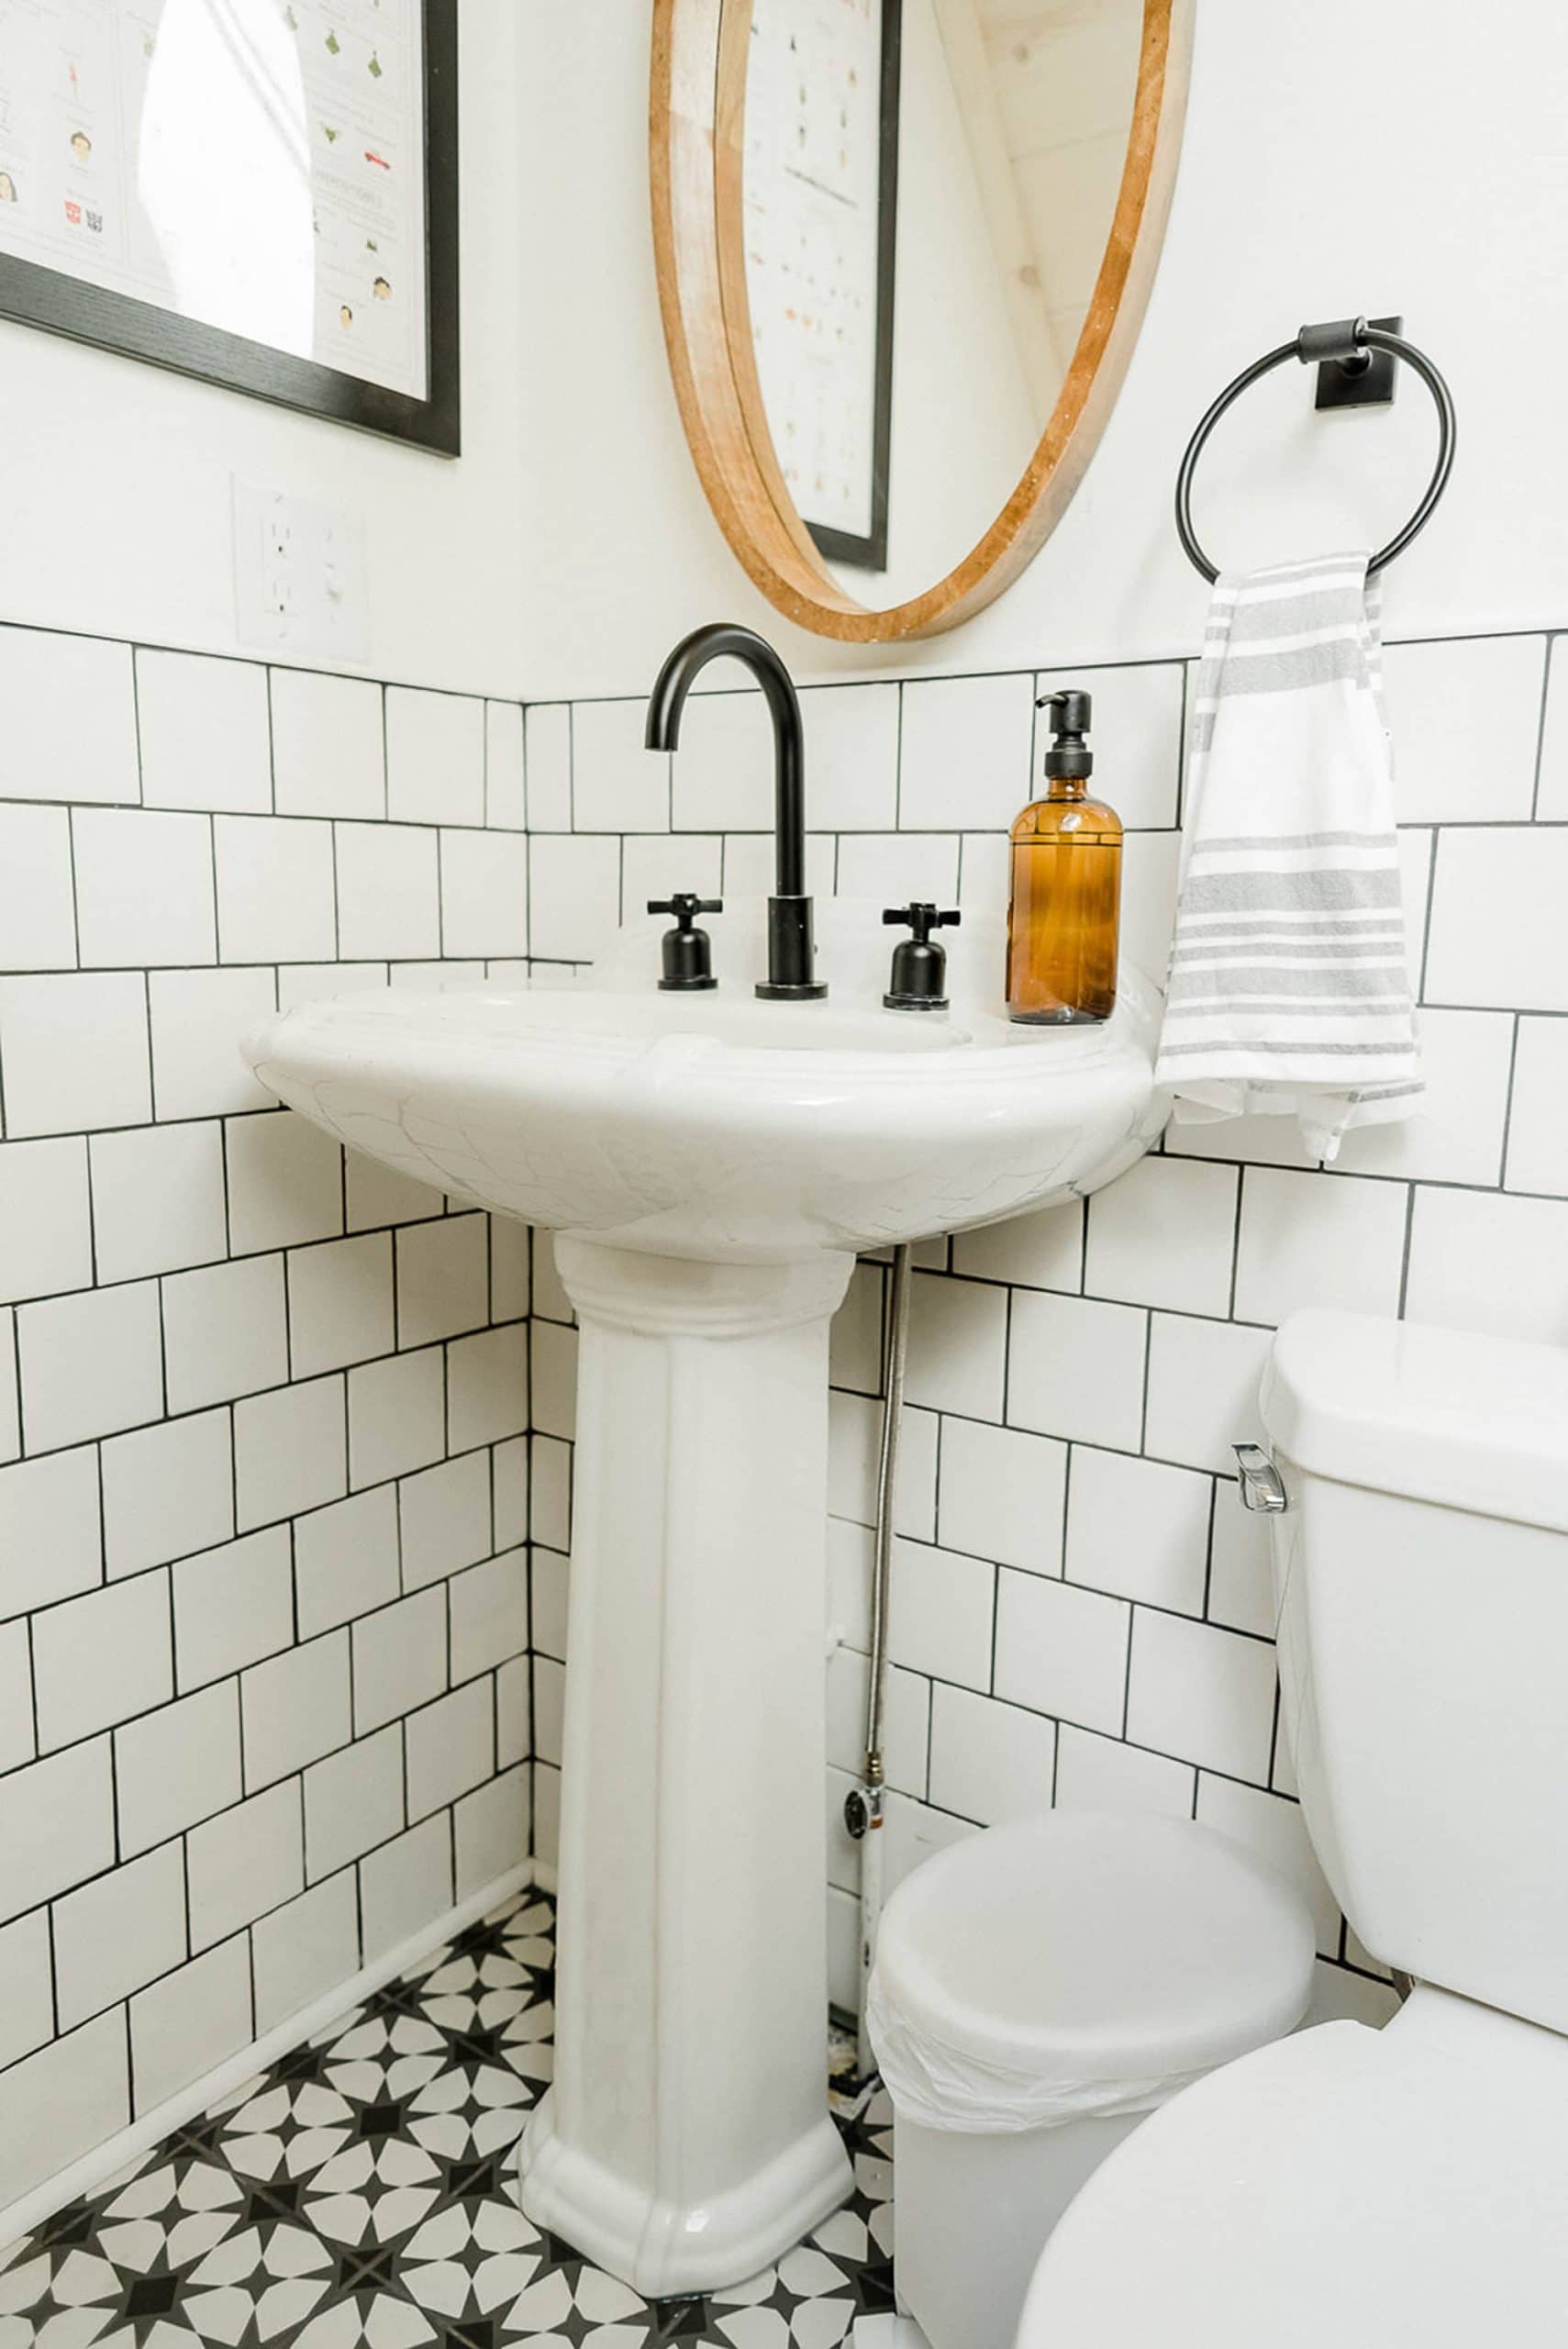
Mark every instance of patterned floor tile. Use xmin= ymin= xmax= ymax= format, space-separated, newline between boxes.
xmin=3 ymin=1898 xmax=895 ymax=2349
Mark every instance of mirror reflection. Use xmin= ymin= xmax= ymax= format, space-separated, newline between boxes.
xmin=740 ymin=0 xmax=1146 ymax=605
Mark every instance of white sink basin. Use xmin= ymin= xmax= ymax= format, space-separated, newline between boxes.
xmin=243 ymin=896 xmax=1165 ymax=2298
xmin=246 ymin=897 xmax=1163 ymax=1261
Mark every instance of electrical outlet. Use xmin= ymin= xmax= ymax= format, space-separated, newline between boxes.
xmin=233 ymin=480 xmax=370 ymax=661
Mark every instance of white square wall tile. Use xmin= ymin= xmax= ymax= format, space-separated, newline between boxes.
xmin=938 ymin=1417 xmax=1065 ymax=1575
xmin=1425 ymin=827 xmax=1568 ymax=1012
xmin=670 ymin=687 xmax=779 ymax=836
xmin=335 ymin=820 xmax=439 ymax=961
xmin=493 ymin=1434 xmax=528 ymax=1548
xmin=957 ymin=830 xmax=1010 ymax=917
xmin=252 ymin=1872 xmax=361 ymax=2034
xmin=406 ymin=1677 xmax=494 ymax=1820
xmin=523 ymin=704 xmax=572 ymax=831
xmin=397 ymin=1214 xmax=489 ymax=1348
xmin=271 ymin=669 xmax=384 ymax=818
xmin=401 ymin=1451 xmax=493 ymax=1589
xmin=1234 ymin=1166 xmax=1408 ymax=1327
xmin=347 ymin=1150 xmax=444 ymax=1233
xmin=1382 ymin=634 xmax=1544 ymax=822
xmin=386 ymin=688 xmax=485 ymax=825
xmin=295 ymin=1485 xmax=400 ymax=1638
xmin=52 ymin=1842 xmax=186 ymax=2031
xmin=621 ymin=833 xmax=723 ymax=919
xmin=836 ymin=831 xmax=961 ymax=907
xmin=884 ymin=1537 xmax=995 ymax=1691
xmin=116 ymin=1681 xmax=241 ymax=1856
xmin=162 ymin=1253 xmax=288 ymax=1414
xmin=1054 ymin=1724 xmax=1195 ymax=1820
xmin=187 ymin=1782 xmax=304 ymax=1950
xmin=1207 ymin=1475 xmax=1277 ymax=1637
xmin=1536 ymin=636 xmax=1568 ymax=819
xmin=0 ymin=628 xmax=138 ymax=804
xmin=440 ymin=829 xmax=528 ymax=958
xmin=491 ymin=1219 xmax=529 ymax=1325
xmin=352 ymin=1585 xmax=447 ymax=1732
xmin=0 ymin=1138 xmax=93 ymax=1303
xmin=0 ymin=1320 xmax=17 ymax=1465
xmin=0 ymin=1740 xmax=115 ymax=1924
xmin=1144 ymin=1313 xmax=1273 ymax=1474
xmin=226 ymin=1110 xmax=343 ymax=1255
xmin=1126 ymin=1609 xmax=1277 ymax=1784
xmin=1335 ymin=1008 xmax=1514 ymax=1186
xmin=33 ymin=1570 xmax=172 ymax=1750
xmin=130 ymin=1936 xmax=253 ymax=2113
xmin=1507 ymin=1018 xmax=1568 ymax=1196
xmin=0 ymin=804 xmax=76 ymax=970
xmin=234 ymin=1373 xmax=348 ymax=1531
xmin=306 ymin=1725 xmax=405 ymax=1881
xmin=137 ymin=650 xmax=272 ymax=813
xmin=215 ymin=816 xmax=336 ymax=963
xmin=527 ymin=834 xmax=621 ymax=963
xmin=1118 ymin=829 xmax=1181 ymax=982
xmin=994 ymin=1568 xmax=1129 ymax=1733
xmin=450 ymin=1548 xmax=528 ymax=1682
xmin=899 ymin=674 xmax=1035 ymax=831
xmin=0 ymin=2014 xmax=128 ymax=2210
xmin=242 ymin=1631 xmax=351 ymax=1790
xmin=102 ymin=1408 xmax=232 ymax=1579
xmin=90 ymin=1122 xmax=228 ymax=1282
xmin=0 ymin=1621 xmax=33 ymax=1773
xmin=19 ymin=1280 xmax=163 ymax=1451
xmin=450 ymin=1324 xmax=529 ymax=1451
xmin=349 ymin=1345 xmax=446 ymax=1487
xmin=905 ymin=1274 xmax=1007 ymax=1421
xmin=723 ymin=829 xmax=835 ymax=900
xmin=0 ymin=972 xmax=150 ymax=1136
xmin=928 ymin=1685 xmax=1056 ymax=1825
xmin=1084 ymin=1155 xmax=1238 ymax=1317
xmin=1195 ymin=1776 xmax=1341 ymax=1955
xmin=1007 ymin=1290 xmax=1147 ymax=1451
xmin=0 ymin=1911 xmax=55 ymax=2073
xmin=1066 ymin=1447 xmax=1211 ymax=1614
xmin=952 ymin=1198 xmax=1084 ymax=1293
xmin=496 ymin=1654 xmax=530 ymax=1769
xmin=829 ymin=1261 xmax=884 ymax=1397
xmin=173 ymin=1526 xmax=293 ymax=1690
xmin=798 ymin=685 xmax=899 ymax=831
xmin=827 ymin=1391 xmax=935 ymax=1537
xmin=457 ymin=1765 xmax=528 ymax=1897
xmin=576 ymin=696 xmax=671 ymax=832
xmin=150 ymin=967 xmax=277 ymax=1119
xmin=0 ymin=1446 xmax=102 ymax=1616
xmin=484 ymin=701 xmax=527 ymax=829
xmin=288 ymin=1231 xmax=395 ymax=1377
xmin=1036 ymin=663 xmax=1184 ymax=830
xmin=359 ymin=1814 xmax=452 ymax=1959
xmin=1405 ymin=1186 xmax=1568 ymax=1345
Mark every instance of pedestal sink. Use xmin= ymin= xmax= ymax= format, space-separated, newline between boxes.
xmin=245 ymin=896 xmax=1165 ymax=2298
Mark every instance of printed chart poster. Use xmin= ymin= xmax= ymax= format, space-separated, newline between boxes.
xmin=744 ymin=0 xmax=888 ymax=551
xmin=0 ymin=0 xmax=428 ymax=399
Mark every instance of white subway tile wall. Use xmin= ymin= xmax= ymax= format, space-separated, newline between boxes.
xmin=0 ymin=629 xmax=535 ymax=2212
xmin=524 ymin=630 xmax=1565 ymax=2021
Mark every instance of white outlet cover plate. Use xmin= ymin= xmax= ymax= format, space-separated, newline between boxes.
xmin=233 ymin=478 xmax=370 ymax=662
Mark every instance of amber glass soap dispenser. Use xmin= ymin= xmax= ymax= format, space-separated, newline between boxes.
xmin=1006 ymin=689 xmax=1122 ymax=1023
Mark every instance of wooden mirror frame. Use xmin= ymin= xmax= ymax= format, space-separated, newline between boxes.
xmin=651 ymin=0 xmax=1194 ymax=642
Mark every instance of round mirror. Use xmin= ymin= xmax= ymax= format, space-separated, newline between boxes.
xmin=651 ymin=0 xmax=1191 ymax=641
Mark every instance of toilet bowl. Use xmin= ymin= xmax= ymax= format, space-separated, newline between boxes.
xmin=1016 ymin=1308 xmax=1568 ymax=2346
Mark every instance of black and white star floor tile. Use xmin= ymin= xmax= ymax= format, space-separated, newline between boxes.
xmin=0 ymin=1895 xmax=896 ymax=2349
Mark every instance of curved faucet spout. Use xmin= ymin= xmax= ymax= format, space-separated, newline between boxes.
xmin=645 ymin=622 xmax=825 ymax=999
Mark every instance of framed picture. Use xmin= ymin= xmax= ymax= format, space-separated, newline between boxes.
xmin=742 ymin=0 xmax=901 ymax=571
xmin=0 ymin=0 xmax=460 ymax=454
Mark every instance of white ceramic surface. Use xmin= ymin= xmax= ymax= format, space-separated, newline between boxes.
xmin=243 ymin=900 xmax=1163 ymax=2295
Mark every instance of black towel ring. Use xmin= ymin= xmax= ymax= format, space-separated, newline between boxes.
xmin=1174 ymin=317 xmax=1457 ymax=584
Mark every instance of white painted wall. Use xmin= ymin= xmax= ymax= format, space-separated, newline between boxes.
xmin=0 ymin=0 xmax=527 ymax=697
xmin=515 ymin=0 xmax=1568 ymax=699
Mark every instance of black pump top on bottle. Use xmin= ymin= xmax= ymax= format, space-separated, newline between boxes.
xmin=1038 ymin=688 xmax=1094 ymax=781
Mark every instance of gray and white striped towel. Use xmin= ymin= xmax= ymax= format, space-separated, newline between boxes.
xmin=1154 ymin=551 xmax=1422 ymax=1160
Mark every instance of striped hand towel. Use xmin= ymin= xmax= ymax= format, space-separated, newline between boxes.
xmin=1154 ymin=551 xmax=1422 ymax=1160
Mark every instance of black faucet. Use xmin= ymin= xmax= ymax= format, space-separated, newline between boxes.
xmin=645 ymin=622 xmax=826 ymax=1000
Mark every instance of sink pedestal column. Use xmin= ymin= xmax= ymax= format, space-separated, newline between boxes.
xmin=517 ymin=1236 xmax=857 ymax=2299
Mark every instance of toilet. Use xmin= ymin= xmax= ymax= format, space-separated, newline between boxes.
xmin=1015 ymin=1307 xmax=1568 ymax=2346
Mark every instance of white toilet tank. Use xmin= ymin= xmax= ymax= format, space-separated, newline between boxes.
xmin=1259 ymin=1309 xmax=1568 ymax=2038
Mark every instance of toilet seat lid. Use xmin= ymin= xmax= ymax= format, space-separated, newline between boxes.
xmin=1017 ymin=1997 xmax=1568 ymax=2349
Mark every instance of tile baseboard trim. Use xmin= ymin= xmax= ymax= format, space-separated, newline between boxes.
xmin=0 ymin=1856 xmax=539 ymax=2257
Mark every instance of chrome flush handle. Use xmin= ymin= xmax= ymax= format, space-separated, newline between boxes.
xmin=1233 ymin=1443 xmax=1288 ymax=1513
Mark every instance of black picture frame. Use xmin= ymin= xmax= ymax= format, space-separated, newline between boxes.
xmin=804 ymin=0 xmax=900 ymax=574
xmin=0 ymin=0 xmax=461 ymax=456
